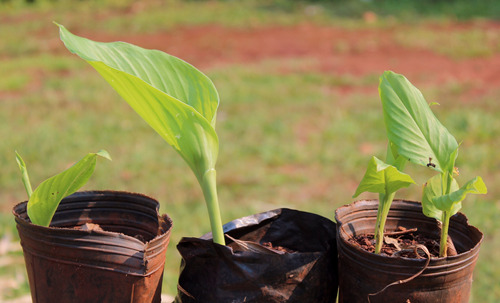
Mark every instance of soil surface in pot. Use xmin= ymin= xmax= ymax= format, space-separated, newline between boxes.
xmin=348 ymin=226 xmax=444 ymax=258
xmin=74 ymin=222 xmax=148 ymax=243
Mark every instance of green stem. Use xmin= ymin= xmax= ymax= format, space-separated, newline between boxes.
xmin=200 ymin=168 xmax=225 ymax=245
xmin=439 ymin=171 xmax=453 ymax=257
xmin=440 ymin=210 xmax=452 ymax=257
xmin=375 ymin=191 xmax=396 ymax=254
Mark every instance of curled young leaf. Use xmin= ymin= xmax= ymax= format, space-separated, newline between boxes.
xmin=27 ymin=151 xmax=111 ymax=227
xmin=422 ymin=174 xmax=460 ymax=221
xmin=15 ymin=151 xmax=33 ymax=198
xmin=432 ymin=176 xmax=487 ymax=212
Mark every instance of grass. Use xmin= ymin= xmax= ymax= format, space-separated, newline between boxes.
xmin=395 ymin=25 xmax=500 ymax=59
xmin=1 ymin=0 xmax=499 ymax=301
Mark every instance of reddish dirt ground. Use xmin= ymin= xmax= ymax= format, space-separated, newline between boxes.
xmin=5 ymin=21 xmax=499 ymax=102
xmin=63 ymin=21 xmax=500 ymax=101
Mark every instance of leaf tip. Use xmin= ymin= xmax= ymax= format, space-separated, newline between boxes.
xmin=15 ymin=150 xmax=24 ymax=167
xmin=96 ymin=150 xmax=112 ymax=161
xmin=475 ymin=176 xmax=487 ymax=194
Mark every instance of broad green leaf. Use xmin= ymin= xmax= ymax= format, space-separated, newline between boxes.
xmin=27 ymin=151 xmax=111 ymax=227
xmin=422 ymin=174 xmax=460 ymax=221
xmin=379 ymin=71 xmax=459 ymax=174
xmin=432 ymin=176 xmax=487 ymax=212
xmin=58 ymin=24 xmax=226 ymax=244
xmin=57 ymin=24 xmax=219 ymax=182
xmin=57 ymin=24 xmax=218 ymax=126
xmin=353 ymin=156 xmax=415 ymax=198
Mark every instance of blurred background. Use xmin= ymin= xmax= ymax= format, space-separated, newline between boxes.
xmin=1 ymin=0 xmax=499 ymax=301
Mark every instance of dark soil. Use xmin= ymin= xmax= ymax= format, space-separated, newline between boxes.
xmin=77 ymin=222 xmax=104 ymax=232
xmin=75 ymin=222 xmax=146 ymax=242
xmin=349 ymin=227 xmax=441 ymax=258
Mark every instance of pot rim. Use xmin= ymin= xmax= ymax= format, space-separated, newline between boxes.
xmin=13 ymin=190 xmax=172 ymax=244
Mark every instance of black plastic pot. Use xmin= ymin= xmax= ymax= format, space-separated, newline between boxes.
xmin=335 ymin=199 xmax=483 ymax=303
xmin=13 ymin=190 xmax=172 ymax=303
xmin=175 ymin=208 xmax=338 ymax=303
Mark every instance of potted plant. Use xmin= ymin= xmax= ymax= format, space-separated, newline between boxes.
xmin=335 ymin=71 xmax=486 ymax=302
xmin=13 ymin=151 xmax=173 ymax=303
xmin=57 ymin=24 xmax=338 ymax=302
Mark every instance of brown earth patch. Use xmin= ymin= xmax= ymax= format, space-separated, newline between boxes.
xmin=57 ymin=21 xmax=500 ymax=101
xmin=4 ymin=21 xmax=499 ymax=102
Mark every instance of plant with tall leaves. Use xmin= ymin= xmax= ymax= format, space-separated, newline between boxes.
xmin=57 ymin=24 xmax=226 ymax=245
xmin=379 ymin=71 xmax=487 ymax=257
xmin=16 ymin=150 xmax=111 ymax=227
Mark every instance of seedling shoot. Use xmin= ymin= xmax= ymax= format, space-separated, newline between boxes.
xmin=57 ymin=24 xmax=226 ymax=245
xmin=16 ymin=150 xmax=111 ymax=227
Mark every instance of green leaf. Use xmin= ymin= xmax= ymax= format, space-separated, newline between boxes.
xmin=57 ymin=23 xmax=218 ymax=127
xmin=57 ymin=24 xmax=226 ymax=245
xmin=379 ymin=71 xmax=459 ymax=174
xmin=432 ymin=176 xmax=487 ymax=212
xmin=27 ymin=151 xmax=111 ymax=227
xmin=353 ymin=156 xmax=415 ymax=198
xmin=57 ymin=24 xmax=219 ymax=183
xmin=15 ymin=151 xmax=33 ymax=198
xmin=422 ymin=174 xmax=460 ymax=221
xmin=386 ymin=141 xmax=407 ymax=171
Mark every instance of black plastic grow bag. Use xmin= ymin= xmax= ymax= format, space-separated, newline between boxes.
xmin=175 ymin=208 xmax=338 ymax=303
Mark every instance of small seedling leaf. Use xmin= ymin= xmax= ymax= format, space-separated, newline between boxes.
xmin=15 ymin=151 xmax=33 ymax=198
xmin=432 ymin=176 xmax=487 ymax=212
xmin=353 ymin=156 xmax=415 ymax=198
xmin=422 ymin=174 xmax=460 ymax=221
xmin=27 ymin=151 xmax=111 ymax=227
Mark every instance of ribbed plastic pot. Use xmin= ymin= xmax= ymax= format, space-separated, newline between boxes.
xmin=175 ymin=208 xmax=338 ymax=303
xmin=13 ymin=190 xmax=172 ymax=303
xmin=335 ymin=199 xmax=483 ymax=303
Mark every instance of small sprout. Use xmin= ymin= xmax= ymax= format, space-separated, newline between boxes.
xmin=353 ymin=155 xmax=415 ymax=254
xmin=16 ymin=150 xmax=111 ymax=227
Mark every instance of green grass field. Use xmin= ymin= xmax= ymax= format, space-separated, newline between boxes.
xmin=1 ymin=0 xmax=499 ymax=301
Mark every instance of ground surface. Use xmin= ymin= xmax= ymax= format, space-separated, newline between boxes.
xmin=69 ymin=21 xmax=500 ymax=100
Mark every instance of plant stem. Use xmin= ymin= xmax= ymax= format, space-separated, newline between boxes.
xmin=439 ymin=171 xmax=453 ymax=257
xmin=201 ymin=168 xmax=225 ymax=245
xmin=440 ymin=210 xmax=452 ymax=257
xmin=375 ymin=191 xmax=396 ymax=254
